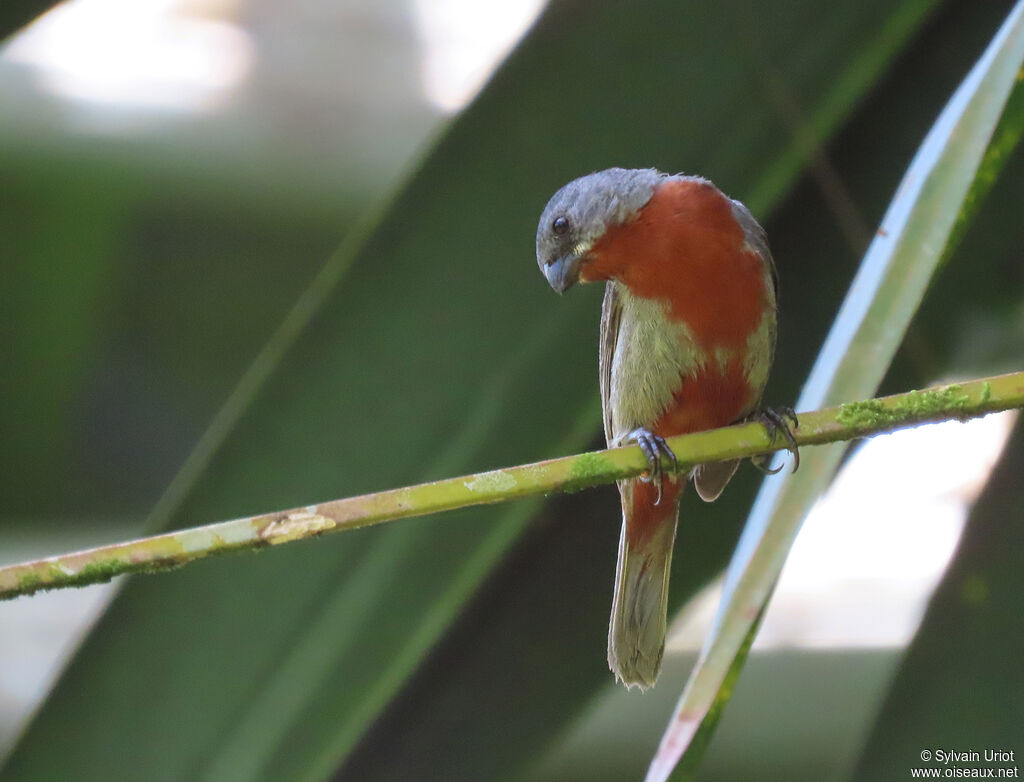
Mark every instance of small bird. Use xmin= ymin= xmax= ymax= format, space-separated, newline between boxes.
xmin=536 ymin=168 xmax=791 ymax=689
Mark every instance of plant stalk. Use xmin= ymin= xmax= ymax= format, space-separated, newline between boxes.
xmin=1 ymin=371 xmax=1021 ymax=601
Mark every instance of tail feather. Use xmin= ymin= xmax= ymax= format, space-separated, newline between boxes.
xmin=693 ymin=459 xmax=739 ymax=502
xmin=607 ymin=477 xmax=682 ymax=689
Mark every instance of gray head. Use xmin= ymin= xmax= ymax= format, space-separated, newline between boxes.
xmin=536 ymin=167 xmax=665 ymax=293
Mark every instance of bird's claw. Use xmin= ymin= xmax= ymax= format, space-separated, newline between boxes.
xmin=628 ymin=427 xmax=677 ymax=505
xmin=752 ymin=406 xmax=800 ymax=474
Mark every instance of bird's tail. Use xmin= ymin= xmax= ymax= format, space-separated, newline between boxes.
xmin=607 ymin=476 xmax=683 ymax=689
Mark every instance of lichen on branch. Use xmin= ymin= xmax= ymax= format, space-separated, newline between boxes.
xmin=0 ymin=371 xmax=1021 ymax=602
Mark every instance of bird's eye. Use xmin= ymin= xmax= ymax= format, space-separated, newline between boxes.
xmin=552 ymin=216 xmax=570 ymax=235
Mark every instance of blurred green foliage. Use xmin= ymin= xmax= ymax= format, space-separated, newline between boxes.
xmin=0 ymin=0 xmax=1021 ymax=780
xmin=0 ymin=1 xmax=57 ymax=42
xmin=855 ymin=418 xmax=1024 ymax=781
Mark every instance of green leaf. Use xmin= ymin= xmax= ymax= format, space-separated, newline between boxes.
xmin=1 ymin=1 xmax=972 ymax=781
xmin=342 ymin=7 xmax=1024 ymax=780
xmin=0 ymin=175 xmax=128 ymax=514
xmin=0 ymin=0 xmax=59 ymax=42
xmin=650 ymin=4 xmax=1024 ymax=781
xmin=851 ymin=418 xmax=1024 ymax=781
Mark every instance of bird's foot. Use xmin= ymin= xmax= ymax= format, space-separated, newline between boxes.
xmin=751 ymin=406 xmax=800 ymax=475
xmin=626 ymin=427 xmax=677 ymax=505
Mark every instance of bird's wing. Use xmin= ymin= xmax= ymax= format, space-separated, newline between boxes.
xmin=599 ymin=281 xmax=622 ymax=446
xmin=730 ymin=198 xmax=777 ymax=303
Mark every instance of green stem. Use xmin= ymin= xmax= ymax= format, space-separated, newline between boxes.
xmin=2 ymin=371 xmax=1021 ymax=601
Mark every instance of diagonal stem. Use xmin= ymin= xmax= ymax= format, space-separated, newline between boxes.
xmin=1 ymin=371 xmax=1021 ymax=601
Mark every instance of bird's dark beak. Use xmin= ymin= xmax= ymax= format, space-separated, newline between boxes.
xmin=542 ymin=254 xmax=582 ymax=294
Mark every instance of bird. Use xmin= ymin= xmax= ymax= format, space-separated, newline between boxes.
xmin=535 ymin=167 xmax=794 ymax=689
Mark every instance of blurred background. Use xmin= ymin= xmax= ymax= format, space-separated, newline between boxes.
xmin=1 ymin=1 xmax=1021 ymax=780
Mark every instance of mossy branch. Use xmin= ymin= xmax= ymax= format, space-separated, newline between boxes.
xmin=2 ymin=371 xmax=1022 ymax=601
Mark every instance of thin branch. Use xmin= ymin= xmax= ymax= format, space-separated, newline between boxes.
xmin=2 ymin=372 xmax=1022 ymax=601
